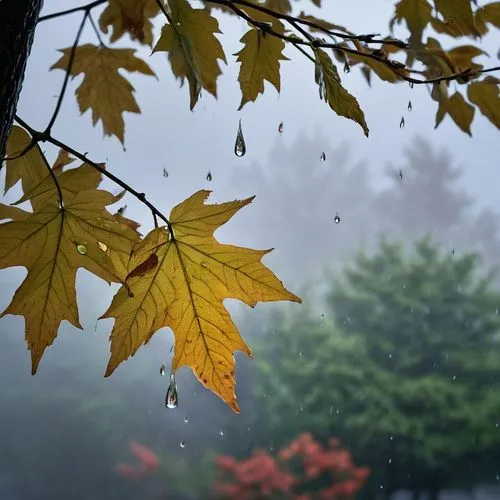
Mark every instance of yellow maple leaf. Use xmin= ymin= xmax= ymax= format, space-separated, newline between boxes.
xmin=475 ymin=2 xmax=500 ymax=35
xmin=51 ymin=44 xmax=155 ymax=144
xmin=391 ymin=0 xmax=432 ymax=46
xmin=467 ymin=76 xmax=500 ymax=129
xmin=314 ymin=49 xmax=369 ymax=137
xmin=235 ymin=21 xmax=289 ymax=110
xmin=102 ymin=190 xmax=300 ymax=412
xmin=153 ymin=0 xmax=226 ymax=110
xmin=0 ymin=130 xmax=140 ymax=374
xmin=435 ymin=90 xmax=475 ymax=135
xmin=99 ymin=0 xmax=160 ymax=46
xmin=434 ymin=0 xmax=479 ymax=36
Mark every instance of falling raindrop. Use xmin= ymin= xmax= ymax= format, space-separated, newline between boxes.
xmin=219 ymin=430 xmax=224 ymax=437
xmin=399 ymin=116 xmax=405 ymax=128
xmin=452 ymin=248 xmax=455 ymax=256
xmin=163 ymin=168 xmax=168 ymax=178
xmin=407 ymin=100 xmax=412 ymax=112
xmin=206 ymin=171 xmax=212 ymax=181
xmin=160 ymin=364 xmax=166 ymax=376
xmin=184 ymin=415 xmax=189 ymax=424
xmin=180 ymin=440 xmax=186 ymax=448
xmin=117 ymin=205 xmax=127 ymax=215
xmin=409 ymin=81 xmax=414 ymax=89
xmin=320 ymin=151 xmax=326 ymax=162
xmin=334 ymin=213 xmax=341 ymax=224
xmin=299 ymin=351 xmax=303 ymax=357
xmin=343 ymin=61 xmax=350 ymax=73
xmin=320 ymin=313 xmax=325 ymax=323
xmin=399 ymin=169 xmax=403 ymax=181
xmin=76 ymin=243 xmax=88 ymax=255
xmin=234 ymin=119 xmax=246 ymax=157
xmin=165 ymin=373 xmax=178 ymax=409
xmin=278 ymin=121 xmax=284 ymax=134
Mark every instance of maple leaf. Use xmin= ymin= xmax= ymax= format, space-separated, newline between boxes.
xmin=391 ymin=0 xmax=432 ymax=46
xmin=153 ymin=0 xmax=226 ymax=110
xmin=475 ymin=2 xmax=500 ymax=35
xmin=434 ymin=0 xmax=479 ymax=36
xmin=99 ymin=0 xmax=160 ymax=46
xmin=235 ymin=20 xmax=289 ymax=110
xmin=0 ymin=128 xmax=140 ymax=374
xmin=467 ymin=76 xmax=500 ymax=129
xmin=314 ymin=49 xmax=369 ymax=137
xmin=51 ymin=44 xmax=155 ymax=144
xmin=435 ymin=90 xmax=475 ymax=135
xmin=102 ymin=190 xmax=300 ymax=412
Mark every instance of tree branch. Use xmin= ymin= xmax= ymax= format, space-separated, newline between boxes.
xmin=37 ymin=0 xmax=107 ymax=22
xmin=15 ymin=115 xmax=173 ymax=231
xmin=45 ymin=11 xmax=88 ymax=135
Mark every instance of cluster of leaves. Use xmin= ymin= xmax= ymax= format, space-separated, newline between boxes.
xmin=213 ymin=432 xmax=369 ymax=499
xmin=47 ymin=0 xmax=500 ymax=144
xmin=0 ymin=126 xmax=299 ymax=411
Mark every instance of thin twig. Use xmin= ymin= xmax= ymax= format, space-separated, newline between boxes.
xmin=38 ymin=0 xmax=107 ymax=22
xmin=155 ymin=0 xmax=173 ymax=25
xmin=152 ymin=211 xmax=159 ymax=228
xmin=45 ymin=11 xmax=88 ymax=135
xmin=88 ymin=11 xmax=106 ymax=47
xmin=15 ymin=116 xmax=172 ymax=230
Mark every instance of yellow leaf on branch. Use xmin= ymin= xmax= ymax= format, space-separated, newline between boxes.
xmin=102 ymin=190 xmax=300 ymax=412
xmin=51 ymin=44 xmax=155 ymax=144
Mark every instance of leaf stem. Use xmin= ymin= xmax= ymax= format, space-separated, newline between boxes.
xmin=88 ymin=11 xmax=106 ymax=47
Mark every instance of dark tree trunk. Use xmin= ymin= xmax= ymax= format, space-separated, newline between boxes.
xmin=0 ymin=0 xmax=43 ymax=159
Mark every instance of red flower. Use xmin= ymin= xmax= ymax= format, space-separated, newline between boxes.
xmin=130 ymin=441 xmax=160 ymax=470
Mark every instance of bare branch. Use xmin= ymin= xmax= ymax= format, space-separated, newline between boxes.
xmin=38 ymin=0 xmax=107 ymax=22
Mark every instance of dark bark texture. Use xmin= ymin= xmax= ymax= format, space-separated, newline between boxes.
xmin=0 ymin=0 xmax=44 ymax=159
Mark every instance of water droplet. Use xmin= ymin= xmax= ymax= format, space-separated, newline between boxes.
xmin=160 ymin=364 xmax=166 ymax=376
xmin=163 ymin=168 xmax=168 ymax=178
xmin=234 ymin=119 xmax=246 ymax=157
xmin=200 ymin=261 xmax=208 ymax=268
xmin=97 ymin=241 xmax=108 ymax=252
xmin=76 ymin=243 xmax=88 ymax=255
xmin=452 ymin=375 xmax=456 ymax=380
xmin=206 ymin=170 xmax=212 ymax=181
xmin=343 ymin=61 xmax=350 ymax=73
xmin=388 ymin=458 xmax=392 ymax=464
xmin=184 ymin=415 xmax=189 ymax=423
xmin=409 ymin=81 xmax=414 ymax=89
xmin=165 ymin=373 xmax=178 ymax=409
xmin=408 ymin=100 xmax=412 ymax=111
xmin=117 ymin=205 xmax=127 ymax=215
xmin=278 ymin=121 xmax=284 ymax=134
xmin=219 ymin=430 xmax=224 ymax=437
xmin=389 ymin=435 xmax=394 ymax=441
xmin=299 ymin=351 xmax=303 ymax=357
xmin=320 ymin=151 xmax=326 ymax=162
xmin=399 ymin=116 xmax=405 ymax=128
xmin=180 ymin=440 xmax=186 ymax=448
xmin=398 ymin=168 xmax=403 ymax=180
xmin=334 ymin=213 xmax=341 ymax=224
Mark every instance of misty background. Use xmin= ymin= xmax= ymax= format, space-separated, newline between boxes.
xmin=1 ymin=0 xmax=500 ymax=499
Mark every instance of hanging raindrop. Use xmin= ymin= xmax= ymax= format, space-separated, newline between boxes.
xmin=184 ymin=415 xmax=189 ymax=423
xmin=163 ymin=168 xmax=168 ymax=178
xmin=343 ymin=61 xmax=350 ymax=73
xmin=278 ymin=121 xmax=284 ymax=134
xmin=334 ymin=213 xmax=340 ymax=224
xmin=117 ymin=205 xmax=127 ymax=215
xmin=409 ymin=81 xmax=414 ymax=89
xmin=76 ymin=243 xmax=88 ymax=255
xmin=180 ymin=440 xmax=186 ymax=448
xmin=399 ymin=116 xmax=405 ymax=128
xmin=399 ymin=169 xmax=403 ymax=181
xmin=165 ymin=373 xmax=178 ymax=409
xmin=408 ymin=100 xmax=412 ymax=112
xmin=219 ymin=430 xmax=224 ymax=437
xmin=234 ymin=119 xmax=246 ymax=157
xmin=206 ymin=170 xmax=212 ymax=181
xmin=320 ymin=151 xmax=326 ymax=162
xmin=160 ymin=363 xmax=166 ymax=376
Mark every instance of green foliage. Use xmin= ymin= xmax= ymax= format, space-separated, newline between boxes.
xmin=254 ymin=238 xmax=500 ymax=495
